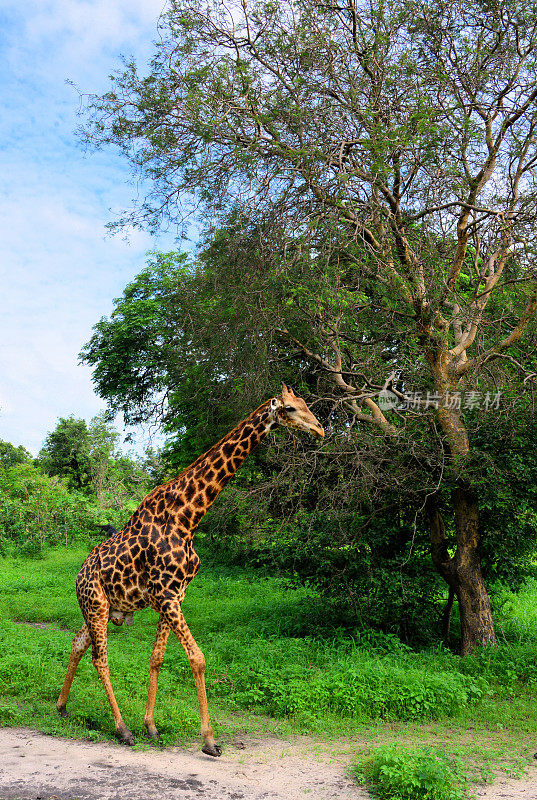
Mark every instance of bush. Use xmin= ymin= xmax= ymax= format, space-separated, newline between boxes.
xmin=213 ymin=644 xmax=488 ymax=722
xmin=356 ymin=745 xmax=465 ymax=800
xmin=204 ymin=506 xmax=446 ymax=644
xmin=0 ymin=464 xmax=101 ymax=555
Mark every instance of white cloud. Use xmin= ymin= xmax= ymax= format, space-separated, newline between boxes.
xmin=0 ymin=0 xmax=176 ymax=454
xmin=6 ymin=0 xmax=167 ymax=77
xmin=0 ymin=174 xmax=165 ymax=451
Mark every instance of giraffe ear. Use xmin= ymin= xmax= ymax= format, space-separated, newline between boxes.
xmin=271 ymin=396 xmax=283 ymax=411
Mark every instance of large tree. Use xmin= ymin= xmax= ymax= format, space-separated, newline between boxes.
xmin=38 ymin=414 xmax=147 ymax=509
xmin=81 ymin=0 xmax=537 ymax=653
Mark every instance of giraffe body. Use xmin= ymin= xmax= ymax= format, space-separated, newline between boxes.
xmin=57 ymin=387 xmax=323 ymax=755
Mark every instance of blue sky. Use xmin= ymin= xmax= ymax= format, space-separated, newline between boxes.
xmin=0 ymin=0 xmax=176 ymax=454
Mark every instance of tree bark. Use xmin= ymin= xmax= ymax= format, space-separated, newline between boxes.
xmin=426 ymin=487 xmax=496 ymax=655
xmin=451 ymin=487 xmax=496 ymax=654
xmin=441 ymin=586 xmax=455 ymax=645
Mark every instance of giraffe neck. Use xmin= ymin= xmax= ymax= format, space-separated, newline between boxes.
xmin=183 ymin=400 xmax=274 ymax=480
xmin=165 ymin=400 xmax=276 ymax=528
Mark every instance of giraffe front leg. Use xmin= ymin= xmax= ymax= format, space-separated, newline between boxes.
xmin=144 ymin=615 xmax=170 ymax=739
xmin=88 ymin=613 xmax=135 ymax=746
xmin=57 ymin=623 xmax=92 ymax=717
xmin=162 ymin=601 xmax=221 ymax=757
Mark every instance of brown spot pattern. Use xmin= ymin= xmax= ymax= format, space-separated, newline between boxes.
xmin=57 ymin=393 xmax=322 ymax=755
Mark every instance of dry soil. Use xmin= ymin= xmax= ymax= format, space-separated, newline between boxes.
xmin=0 ymin=727 xmax=366 ymax=800
xmin=2 ymin=727 xmax=537 ymax=800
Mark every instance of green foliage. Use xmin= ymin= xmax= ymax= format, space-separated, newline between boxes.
xmin=0 ymin=439 xmax=32 ymax=468
xmin=80 ymin=251 xmax=192 ymax=429
xmin=471 ymin=416 xmax=537 ymax=591
xmin=495 ymin=577 xmax=537 ymax=643
xmin=36 ymin=413 xmax=154 ymax=516
xmin=38 ymin=415 xmax=91 ymax=490
xmin=80 ymin=245 xmax=277 ymax=471
xmin=0 ymin=463 xmax=96 ymax=555
xmin=1 ymin=547 xmax=537 ymax=760
xmin=0 ymin=551 xmax=490 ymax=734
xmin=204 ymin=507 xmax=445 ymax=643
xmin=356 ymin=746 xmax=465 ymax=800
xmin=0 ymin=422 xmax=156 ymax=555
xmin=223 ymin=655 xmax=486 ymax=721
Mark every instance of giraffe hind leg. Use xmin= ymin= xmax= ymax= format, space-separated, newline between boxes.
xmin=57 ymin=622 xmax=92 ymax=717
xmin=144 ymin=614 xmax=170 ymax=739
xmin=86 ymin=608 xmax=135 ymax=746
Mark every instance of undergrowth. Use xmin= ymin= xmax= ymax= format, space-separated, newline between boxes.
xmin=355 ymin=746 xmax=465 ymax=800
xmin=1 ymin=547 xmax=537 ymax=795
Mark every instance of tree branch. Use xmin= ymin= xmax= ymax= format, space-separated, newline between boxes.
xmin=276 ymin=328 xmax=398 ymax=433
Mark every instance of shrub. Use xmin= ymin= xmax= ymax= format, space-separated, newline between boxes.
xmin=356 ymin=745 xmax=465 ymax=800
xmin=0 ymin=464 xmax=100 ymax=555
xmin=204 ymin=507 xmax=446 ymax=644
xmin=217 ymin=649 xmax=488 ymax=721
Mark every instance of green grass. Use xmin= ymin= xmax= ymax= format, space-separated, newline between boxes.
xmin=1 ymin=547 xmax=537 ymax=796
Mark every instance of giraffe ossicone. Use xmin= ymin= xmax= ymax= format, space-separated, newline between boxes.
xmin=57 ymin=385 xmax=324 ymax=756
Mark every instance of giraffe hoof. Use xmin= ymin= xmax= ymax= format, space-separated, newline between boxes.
xmin=56 ymin=704 xmax=68 ymax=718
xmin=202 ymin=743 xmax=222 ymax=757
xmin=145 ymin=726 xmax=160 ymax=741
xmin=117 ymin=725 xmax=135 ymax=746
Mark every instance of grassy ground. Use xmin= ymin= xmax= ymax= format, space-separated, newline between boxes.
xmin=1 ymin=547 xmax=537 ymax=797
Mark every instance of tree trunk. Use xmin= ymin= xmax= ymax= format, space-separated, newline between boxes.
xmin=426 ymin=488 xmax=496 ymax=655
xmin=455 ymin=562 xmax=496 ymax=655
xmin=441 ymin=586 xmax=455 ymax=644
xmin=451 ymin=487 xmax=496 ymax=655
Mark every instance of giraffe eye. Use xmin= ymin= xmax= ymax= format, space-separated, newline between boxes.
xmin=283 ymin=406 xmax=295 ymax=412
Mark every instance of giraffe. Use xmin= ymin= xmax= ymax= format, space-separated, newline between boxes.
xmin=56 ymin=384 xmax=324 ymax=757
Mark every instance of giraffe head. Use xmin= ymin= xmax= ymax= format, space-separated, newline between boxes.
xmin=270 ymin=384 xmax=325 ymax=438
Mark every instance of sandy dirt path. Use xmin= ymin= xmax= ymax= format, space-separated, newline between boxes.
xmin=0 ymin=727 xmax=367 ymax=800
xmin=476 ymin=772 xmax=537 ymax=800
xmin=2 ymin=727 xmax=537 ymax=800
